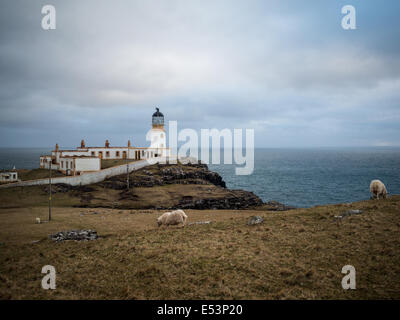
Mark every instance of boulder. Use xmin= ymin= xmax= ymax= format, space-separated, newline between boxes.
xmin=248 ymin=216 xmax=264 ymax=225
xmin=334 ymin=209 xmax=363 ymax=219
xmin=174 ymin=190 xmax=263 ymax=210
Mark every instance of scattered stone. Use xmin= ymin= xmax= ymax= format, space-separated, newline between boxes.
xmin=264 ymin=201 xmax=296 ymax=211
xmin=36 ymin=219 xmax=48 ymax=224
xmin=50 ymin=230 xmax=98 ymax=242
xmin=248 ymin=216 xmax=264 ymax=225
xmin=334 ymin=209 xmax=363 ymax=219
xmin=80 ymin=211 xmax=102 ymax=216
xmin=188 ymin=221 xmax=211 ymax=226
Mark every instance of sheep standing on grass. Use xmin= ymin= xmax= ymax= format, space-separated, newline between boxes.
xmin=370 ymin=180 xmax=387 ymax=199
xmin=157 ymin=209 xmax=188 ymax=227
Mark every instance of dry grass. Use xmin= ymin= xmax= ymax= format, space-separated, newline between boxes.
xmin=0 ymin=196 xmax=399 ymax=299
xmin=17 ymin=169 xmax=65 ymax=181
xmin=0 ymin=185 xmax=81 ymax=209
xmin=0 ymin=182 xmax=240 ymax=210
xmin=101 ymin=159 xmax=138 ymax=169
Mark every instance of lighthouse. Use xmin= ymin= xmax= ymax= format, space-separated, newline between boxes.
xmin=40 ymin=107 xmax=170 ymax=174
xmin=148 ymin=107 xmax=167 ymax=156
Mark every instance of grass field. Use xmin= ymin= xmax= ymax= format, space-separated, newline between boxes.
xmin=0 ymin=196 xmax=399 ymax=299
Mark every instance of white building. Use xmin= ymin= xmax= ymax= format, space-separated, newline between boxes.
xmin=40 ymin=108 xmax=170 ymax=175
xmin=58 ymin=156 xmax=101 ymax=175
xmin=0 ymin=170 xmax=18 ymax=184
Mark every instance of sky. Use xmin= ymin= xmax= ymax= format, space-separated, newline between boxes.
xmin=0 ymin=0 xmax=399 ymax=148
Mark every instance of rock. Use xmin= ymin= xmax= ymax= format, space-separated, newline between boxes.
xmin=188 ymin=221 xmax=211 ymax=225
xmin=345 ymin=209 xmax=363 ymax=215
xmin=50 ymin=230 xmax=98 ymax=242
xmin=68 ymin=163 xmax=266 ymax=210
xmin=264 ymin=201 xmax=296 ymax=211
xmin=100 ymin=163 xmax=227 ymax=189
xmin=334 ymin=209 xmax=363 ymax=219
xmin=42 ymin=183 xmax=95 ymax=194
xmin=103 ymin=181 xmax=127 ymax=190
xmin=248 ymin=216 xmax=264 ymax=225
xmin=173 ymin=190 xmax=263 ymax=210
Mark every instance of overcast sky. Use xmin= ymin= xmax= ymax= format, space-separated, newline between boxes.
xmin=0 ymin=0 xmax=399 ymax=148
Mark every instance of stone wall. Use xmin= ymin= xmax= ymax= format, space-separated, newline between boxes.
xmin=0 ymin=158 xmax=166 ymax=189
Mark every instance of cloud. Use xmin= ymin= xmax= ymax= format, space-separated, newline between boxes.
xmin=0 ymin=0 xmax=399 ymax=148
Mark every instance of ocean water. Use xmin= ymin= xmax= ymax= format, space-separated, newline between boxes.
xmin=1 ymin=147 xmax=399 ymax=208
xmin=209 ymin=148 xmax=400 ymax=208
xmin=0 ymin=148 xmax=52 ymax=170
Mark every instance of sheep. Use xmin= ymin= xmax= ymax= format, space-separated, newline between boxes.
xmin=157 ymin=209 xmax=188 ymax=227
xmin=370 ymin=179 xmax=387 ymax=200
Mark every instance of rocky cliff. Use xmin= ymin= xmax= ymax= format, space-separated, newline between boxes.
xmin=39 ymin=162 xmax=292 ymax=211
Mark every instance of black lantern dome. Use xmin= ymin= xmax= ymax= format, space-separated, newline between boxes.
xmin=152 ymin=107 xmax=164 ymax=128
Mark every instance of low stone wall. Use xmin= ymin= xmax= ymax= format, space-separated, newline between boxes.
xmin=0 ymin=158 xmax=158 ymax=189
xmin=0 ymin=156 xmax=198 ymax=189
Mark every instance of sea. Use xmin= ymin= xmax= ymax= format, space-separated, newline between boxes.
xmin=1 ymin=147 xmax=399 ymax=208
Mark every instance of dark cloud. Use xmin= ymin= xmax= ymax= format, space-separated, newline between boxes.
xmin=0 ymin=0 xmax=399 ymax=148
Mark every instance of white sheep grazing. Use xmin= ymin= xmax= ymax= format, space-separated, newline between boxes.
xmin=157 ymin=209 xmax=188 ymax=227
xmin=370 ymin=179 xmax=387 ymax=199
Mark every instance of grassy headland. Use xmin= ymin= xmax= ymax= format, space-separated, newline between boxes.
xmin=0 ymin=163 xmax=398 ymax=299
xmin=0 ymin=196 xmax=399 ymax=299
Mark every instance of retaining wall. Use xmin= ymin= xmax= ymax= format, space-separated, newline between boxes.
xmin=0 ymin=156 xmax=198 ymax=189
xmin=0 ymin=159 xmax=158 ymax=189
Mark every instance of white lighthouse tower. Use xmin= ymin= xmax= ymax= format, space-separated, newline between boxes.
xmin=148 ymin=107 xmax=168 ymax=157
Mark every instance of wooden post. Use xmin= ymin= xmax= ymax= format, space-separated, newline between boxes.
xmin=48 ymin=161 xmax=52 ymax=221
xmin=126 ymin=157 xmax=130 ymax=190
